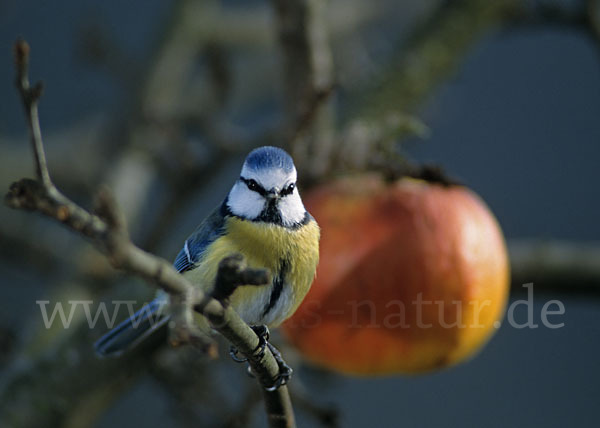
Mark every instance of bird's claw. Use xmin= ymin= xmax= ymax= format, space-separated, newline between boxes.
xmin=230 ymin=325 xmax=292 ymax=390
xmin=265 ymin=341 xmax=293 ymax=391
xmin=251 ymin=325 xmax=270 ymax=360
xmin=265 ymin=363 xmax=293 ymax=391
xmin=229 ymin=325 xmax=270 ymax=363
xmin=229 ymin=345 xmax=248 ymax=363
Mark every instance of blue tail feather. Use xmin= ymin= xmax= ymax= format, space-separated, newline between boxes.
xmin=94 ymin=299 xmax=169 ymax=357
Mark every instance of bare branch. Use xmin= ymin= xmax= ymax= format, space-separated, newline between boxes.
xmin=14 ymin=39 xmax=52 ymax=189
xmin=509 ymin=240 xmax=600 ymax=296
xmin=211 ymin=254 xmax=272 ymax=302
xmin=506 ymin=0 xmax=600 ymax=49
xmin=352 ymin=0 xmax=520 ymax=122
xmin=5 ymin=39 xmax=296 ymax=428
xmin=270 ymin=0 xmax=336 ymax=181
xmin=6 ymin=178 xmax=108 ymax=240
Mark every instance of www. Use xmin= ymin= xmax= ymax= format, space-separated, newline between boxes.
xmin=35 ymin=300 xmax=163 ymax=329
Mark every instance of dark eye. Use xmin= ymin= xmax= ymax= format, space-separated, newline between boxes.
xmin=246 ymin=179 xmax=259 ymax=191
xmin=282 ymin=183 xmax=295 ymax=196
xmin=241 ymin=177 xmax=264 ymax=194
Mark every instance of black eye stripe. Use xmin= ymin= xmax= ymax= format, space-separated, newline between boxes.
xmin=240 ymin=177 xmax=266 ymax=196
xmin=280 ymin=182 xmax=295 ymax=196
xmin=240 ymin=177 xmax=296 ymax=197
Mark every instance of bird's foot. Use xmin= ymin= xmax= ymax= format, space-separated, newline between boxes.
xmin=265 ymin=341 xmax=293 ymax=390
xmin=229 ymin=346 xmax=247 ymax=363
xmin=230 ymin=325 xmax=292 ymax=390
xmin=250 ymin=325 xmax=270 ymax=359
xmin=229 ymin=325 xmax=270 ymax=363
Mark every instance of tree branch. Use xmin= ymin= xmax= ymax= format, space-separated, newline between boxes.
xmin=506 ymin=0 xmax=600 ymax=50
xmin=270 ymin=0 xmax=336 ymax=181
xmin=509 ymin=239 xmax=600 ymax=296
xmin=349 ymin=0 xmax=518 ymax=122
xmin=14 ymin=39 xmax=52 ymax=189
xmin=5 ymin=40 xmax=295 ymax=428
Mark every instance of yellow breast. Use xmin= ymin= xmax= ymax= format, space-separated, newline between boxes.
xmin=183 ymin=216 xmax=320 ymax=326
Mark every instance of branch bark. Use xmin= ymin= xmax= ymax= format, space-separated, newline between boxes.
xmin=270 ymin=0 xmax=336 ymax=181
xmin=5 ymin=39 xmax=295 ymax=428
xmin=509 ymin=239 xmax=600 ymax=296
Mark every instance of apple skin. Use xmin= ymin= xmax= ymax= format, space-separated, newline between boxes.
xmin=282 ymin=174 xmax=510 ymax=375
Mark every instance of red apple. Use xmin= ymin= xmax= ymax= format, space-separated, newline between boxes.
xmin=283 ymin=174 xmax=510 ymax=374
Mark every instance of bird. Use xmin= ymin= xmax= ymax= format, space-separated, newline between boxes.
xmin=94 ymin=146 xmax=320 ymax=373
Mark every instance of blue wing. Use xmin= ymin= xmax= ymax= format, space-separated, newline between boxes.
xmin=94 ymin=204 xmax=227 ymax=357
xmin=173 ymin=203 xmax=227 ymax=273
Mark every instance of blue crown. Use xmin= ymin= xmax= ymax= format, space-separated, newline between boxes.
xmin=244 ymin=146 xmax=295 ymax=173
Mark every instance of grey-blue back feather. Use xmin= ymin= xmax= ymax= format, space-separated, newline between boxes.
xmin=173 ymin=203 xmax=227 ymax=273
xmin=95 ymin=204 xmax=227 ymax=357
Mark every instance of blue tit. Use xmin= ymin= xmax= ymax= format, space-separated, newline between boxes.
xmin=95 ymin=146 xmax=320 ymax=357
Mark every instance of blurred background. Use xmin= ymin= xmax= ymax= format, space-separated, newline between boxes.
xmin=1 ymin=0 xmax=599 ymax=427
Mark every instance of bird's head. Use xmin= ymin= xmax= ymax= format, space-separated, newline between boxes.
xmin=226 ymin=146 xmax=306 ymax=227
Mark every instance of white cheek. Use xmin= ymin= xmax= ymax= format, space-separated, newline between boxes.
xmin=227 ymin=182 xmax=264 ymax=219
xmin=279 ymin=190 xmax=306 ymax=226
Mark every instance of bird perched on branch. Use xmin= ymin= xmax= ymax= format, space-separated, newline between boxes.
xmin=95 ymin=146 xmax=320 ymax=385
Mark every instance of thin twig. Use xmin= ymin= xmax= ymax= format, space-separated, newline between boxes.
xmin=211 ymin=254 xmax=271 ymax=302
xmin=5 ymin=40 xmax=296 ymax=428
xmin=14 ymin=39 xmax=52 ymax=189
